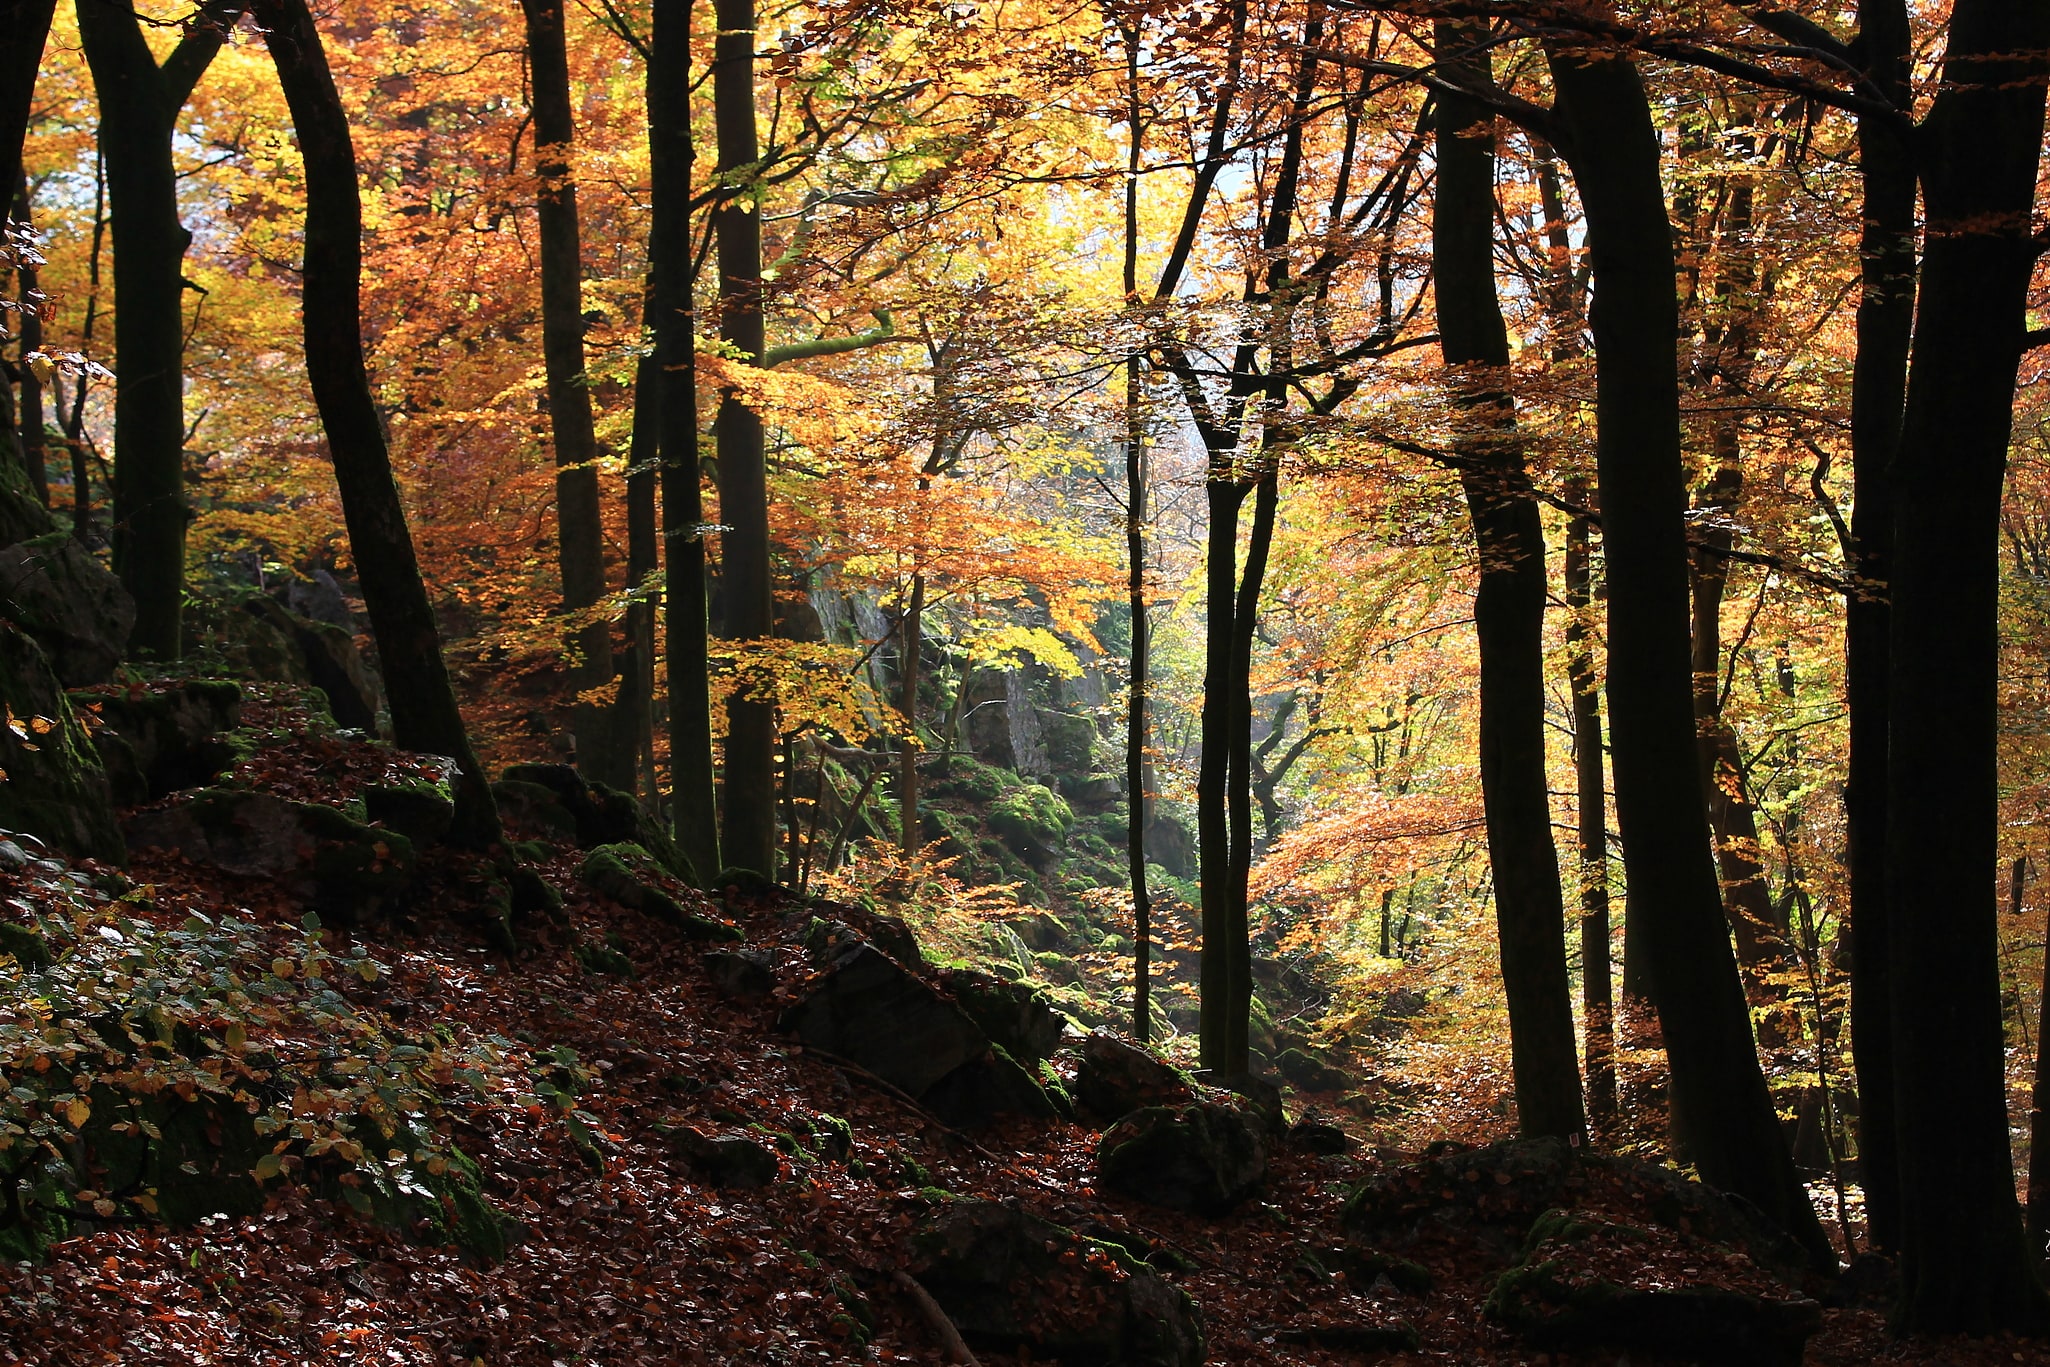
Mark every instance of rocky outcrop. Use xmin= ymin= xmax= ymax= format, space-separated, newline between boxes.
xmin=73 ymin=680 xmax=243 ymax=805
xmin=123 ymin=788 xmax=414 ymax=920
xmin=577 ymin=843 xmax=739 ymax=941
xmin=498 ymin=762 xmax=696 ymax=884
xmin=1074 ymin=1031 xmax=1195 ymax=1122
xmin=0 ymin=533 xmax=134 ymax=685
xmin=907 ymin=1198 xmax=1206 ymax=1367
xmin=1098 ymin=1100 xmax=1269 ymax=1216
xmin=0 ymin=621 xmax=123 ymax=863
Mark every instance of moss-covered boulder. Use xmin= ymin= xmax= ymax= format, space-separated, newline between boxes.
xmin=922 ymin=1044 xmax=1061 ymax=1128
xmin=0 ymin=458 xmax=53 ymax=547
xmin=672 ymin=1127 xmax=780 ymax=1188
xmin=0 ymin=533 xmax=134 ymax=686
xmin=240 ymin=597 xmax=379 ymax=731
xmin=0 ymin=621 xmax=124 ymax=862
xmin=928 ymin=755 xmax=1015 ymax=803
xmin=577 ymin=842 xmax=739 ymax=940
xmin=1074 ymin=1030 xmax=1196 ymax=1122
xmin=501 ymin=762 xmax=696 ymax=883
xmin=362 ymin=753 xmax=459 ymax=846
xmin=1274 ymin=1046 xmax=1352 ymax=1094
xmin=780 ymin=941 xmax=990 ymax=1098
xmin=988 ymin=782 xmax=1073 ymax=865
xmin=907 ymin=1198 xmax=1205 ymax=1367
xmin=72 ymin=679 xmax=243 ymax=804
xmin=123 ymin=788 xmax=414 ymax=920
xmin=1099 ymin=1100 xmax=1269 ymax=1216
xmin=946 ymin=969 xmax=1067 ymax=1064
xmin=1484 ymin=1208 xmax=1821 ymax=1367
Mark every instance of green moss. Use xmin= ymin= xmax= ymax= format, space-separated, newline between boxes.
xmin=988 ymin=783 xmax=1073 ymax=864
xmin=929 ymin=756 xmax=1017 ymax=803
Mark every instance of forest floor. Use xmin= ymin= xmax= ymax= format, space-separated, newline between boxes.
xmin=0 ymin=741 xmax=2044 ymax=1365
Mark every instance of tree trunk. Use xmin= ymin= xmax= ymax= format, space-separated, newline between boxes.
xmin=253 ymin=0 xmax=500 ymax=847
xmin=76 ymin=2 xmax=241 ymax=660
xmin=2031 ymin=877 xmax=2050 ymax=1259
xmin=0 ymin=0 xmax=53 ymax=495
xmin=13 ymin=176 xmax=46 ymax=506
xmin=647 ymin=0 xmax=718 ymax=882
xmin=621 ymin=330 xmax=660 ymax=804
xmin=1843 ymin=0 xmax=1914 ymax=1260
xmin=712 ymin=0 xmax=777 ymax=878
xmin=519 ymin=0 xmax=627 ymax=790
xmin=1544 ymin=35 xmax=1830 ymax=1269
xmin=1121 ymin=16 xmax=1151 ymax=1045
xmin=1197 ymin=474 xmax=1248 ymax=1072
xmin=897 ymin=571 xmax=924 ymax=857
xmin=1562 ymin=499 xmax=1615 ymax=1126
xmin=1433 ymin=21 xmax=1584 ymax=1141
xmin=1884 ymin=0 xmax=2050 ymax=1330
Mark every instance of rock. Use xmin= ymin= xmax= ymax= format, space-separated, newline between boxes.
xmin=1074 ymin=1031 xmax=1195 ymax=1122
xmin=1292 ymin=1116 xmax=1351 ymax=1155
xmin=1274 ymin=1046 xmax=1352 ymax=1094
xmin=499 ymin=762 xmax=696 ymax=883
xmin=0 ymin=460 xmax=53 ymax=547
xmin=1144 ymin=814 xmax=1196 ymax=879
xmin=1099 ymin=1100 xmax=1269 ymax=1216
xmin=923 ymin=1046 xmax=1060 ymax=1128
xmin=1485 ymin=1209 xmax=1821 ymax=1367
xmin=861 ymin=910 xmax=924 ymax=968
xmin=1198 ymin=1068 xmax=1288 ymax=1135
xmin=491 ymin=778 xmax=580 ymax=840
xmin=1008 ymin=909 xmax=1073 ymax=951
xmin=780 ymin=941 xmax=989 ymax=1098
xmin=1033 ymin=950 xmax=1083 ymax=985
xmin=0 ymin=621 xmax=124 ymax=862
xmin=274 ymin=569 xmax=353 ymax=630
xmin=947 ymin=969 xmax=1065 ymax=1064
xmin=241 ymin=597 xmax=380 ymax=730
xmin=907 ymin=1198 xmax=1205 ymax=1367
xmin=672 ymin=1128 xmax=779 ymax=1188
xmin=362 ymin=754 xmax=459 ymax=846
xmin=987 ymin=782 xmax=1072 ymax=866
xmin=705 ymin=948 xmax=777 ymax=999
xmin=73 ymin=680 xmax=243 ymax=803
xmin=0 ymin=534 xmax=134 ymax=685
xmin=577 ymin=843 xmax=739 ymax=941
xmin=122 ymin=789 xmax=413 ymax=920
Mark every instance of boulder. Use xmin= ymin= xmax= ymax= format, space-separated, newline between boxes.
xmin=907 ymin=1198 xmax=1205 ymax=1367
xmin=923 ymin=1046 xmax=1061 ymax=1128
xmin=1198 ymin=1068 xmax=1288 ymax=1135
xmin=1074 ymin=1031 xmax=1195 ymax=1122
xmin=0 ymin=460 xmax=53 ymax=547
xmin=987 ymin=782 xmax=1072 ymax=866
xmin=122 ymin=788 xmax=413 ymax=920
xmin=704 ymin=948 xmax=777 ymax=999
xmin=672 ymin=1128 xmax=779 ymax=1188
xmin=500 ymin=762 xmax=695 ymax=882
xmin=1274 ymin=1046 xmax=1353 ymax=1094
xmin=0 ymin=534 xmax=134 ymax=685
xmin=780 ymin=941 xmax=989 ymax=1098
xmin=0 ymin=621 xmax=123 ymax=862
xmin=72 ymin=680 xmax=243 ymax=803
xmin=947 ymin=969 xmax=1066 ymax=1064
xmin=491 ymin=778 xmax=580 ymax=841
xmin=577 ymin=843 xmax=739 ymax=941
xmin=1292 ymin=1116 xmax=1351 ymax=1156
xmin=1485 ymin=1209 xmax=1821 ymax=1367
xmin=362 ymin=754 xmax=459 ymax=846
xmin=240 ymin=597 xmax=380 ymax=731
xmin=1099 ymin=1101 xmax=1269 ymax=1216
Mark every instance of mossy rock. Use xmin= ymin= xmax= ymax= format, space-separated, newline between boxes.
xmin=0 ymin=532 xmax=134 ymax=686
xmin=363 ymin=754 xmax=458 ymax=847
xmin=987 ymin=783 xmax=1073 ymax=865
xmin=928 ymin=756 xmax=1017 ymax=804
xmin=1098 ymin=1101 xmax=1269 ymax=1216
xmin=919 ymin=805 xmax=978 ymax=861
xmin=1039 ymin=710 xmax=1096 ymax=772
xmin=73 ymin=680 xmax=243 ymax=804
xmin=0 ymin=621 xmax=124 ymax=863
xmin=501 ymin=763 xmax=697 ymax=883
xmin=947 ymin=969 xmax=1067 ymax=1064
xmin=491 ymin=777 xmax=580 ymax=841
xmin=578 ymin=843 xmax=739 ymax=941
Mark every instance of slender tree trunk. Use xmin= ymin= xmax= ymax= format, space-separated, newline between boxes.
xmin=13 ymin=177 xmax=45 ymax=506
xmin=622 ymin=335 xmax=660 ymax=803
xmin=519 ymin=0 xmax=627 ymax=789
xmin=253 ymin=0 xmax=500 ymax=847
xmin=1544 ymin=35 xmax=1830 ymax=1269
xmin=1121 ymin=15 xmax=1152 ymax=1045
xmin=0 ymin=0 xmax=53 ymax=500
xmin=1563 ymin=499 xmax=1615 ymax=1126
xmin=1224 ymin=463 xmax=1277 ymax=1070
xmin=1843 ymin=0 xmax=1914 ymax=1260
xmin=1433 ymin=21 xmax=1583 ymax=1140
xmin=1884 ymin=0 xmax=2050 ymax=1331
xmin=712 ymin=0 xmax=777 ymax=877
xmin=897 ymin=571 xmax=923 ymax=857
xmin=76 ymin=2 xmax=241 ymax=660
xmin=2031 ymin=878 xmax=2050 ymax=1259
xmin=1197 ymin=474 xmax=1248 ymax=1070
xmin=648 ymin=0 xmax=718 ymax=882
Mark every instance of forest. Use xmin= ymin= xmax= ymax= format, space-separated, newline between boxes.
xmin=0 ymin=0 xmax=2048 ymax=1362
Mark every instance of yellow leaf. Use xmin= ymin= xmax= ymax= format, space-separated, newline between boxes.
xmin=134 ymin=1192 xmax=158 ymax=1215
xmin=64 ymin=1098 xmax=89 ymax=1128
xmin=271 ymin=958 xmax=294 ymax=979
xmin=92 ymin=1199 xmax=115 ymax=1217
xmin=252 ymin=1152 xmax=283 ymax=1181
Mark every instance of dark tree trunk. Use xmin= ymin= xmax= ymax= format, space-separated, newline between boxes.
xmin=623 ymin=334 xmax=660 ymax=803
xmin=1562 ymin=500 xmax=1615 ymax=1126
xmin=897 ymin=570 xmax=923 ymax=857
xmin=1432 ymin=21 xmax=1583 ymax=1141
xmin=76 ymin=1 xmax=240 ymax=660
xmin=712 ymin=0 xmax=777 ymax=878
xmin=1884 ymin=0 xmax=2050 ymax=1330
xmin=1121 ymin=17 xmax=1151 ymax=1045
xmin=1844 ymin=0 xmax=1914 ymax=1260
xmin=648 ymin=0 xmax=718 ymax=882
xmin=1197 ymin=473 xmax=1249 ymax=1071
xmin=2031 ymin=879 xmax=2050 ymax=1259
xmin=519 ymin=0 xmax=627 ymax=789
xmin=253 ymin=0 xmax=500 ymax=846
xmin=1543 ymin=35 xmax=1830 ymax=1269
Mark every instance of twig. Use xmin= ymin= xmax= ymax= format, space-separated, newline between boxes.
xmin=893 ymin=1270 xmax=981 ymax=1365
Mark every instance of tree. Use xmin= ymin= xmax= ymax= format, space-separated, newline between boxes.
xmin=1430 ymin=19 xmax=1583 ymax=1141
xmin=518 ymin=0 xmax=627 ymax=790
xmin=251 ymin=0 xmax=500 ymax=847
xmin=75 ymin=0 xmax=244 ymax=659
xmin=1882 ymin=0 xmax=2050 ymax=1330
xmin=0 ymin=1 xmax=54 ymax=500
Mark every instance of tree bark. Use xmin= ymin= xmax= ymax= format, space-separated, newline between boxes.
xmin=1884 ymin=0 xmax=2050 ymax=1330
xmin=1843 ymin=0 xmax=1914 ymax=1260
xmin=76 ymin=1 xmax=241 ymax=660
xmin=1543 ymin=34 xmax=1830 ymax=1269
xmin=0 ymin=1 xmax=53 ymax=497
xmin=712 ymin=0 xmax=777 ymax=878
xmin=1562 ymin=498 xmax=1615 ymax=1126
xmin=897 ymin=570 xmax=923 ymax=857
xmin=647 ymin=0 xmax=718 ymax=882
xmin=2031 ymin=875 xmax=2050 ymax=1259
xmin=1432 ymin=21 xmax=1584 ymax=1141
xmin=1121 ymin=15 xmax=1152 ymax=1045
xmin=13 ymin=177 xmax=45 ymax=506
xmin=253 ymin=0 xmax=500 ymax=847
xmin=518 ymin=0 xmax=627 ymax=790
